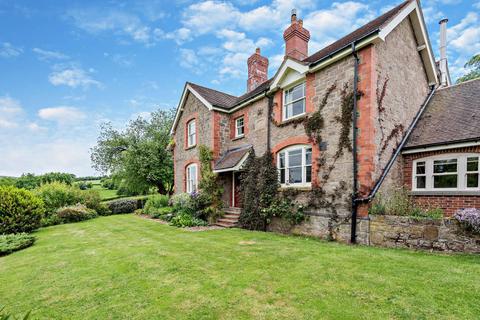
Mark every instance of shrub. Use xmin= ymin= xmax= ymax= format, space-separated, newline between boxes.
xmin=0 ymin=186 xmax=44 ymax=234
xmin=34 ymin=182 xmax=82 ymax=215
xmin=78 ymin=190 xmax=110 ymax=215
xmin=170 ymin=212 xmax=207 ymax=228
xmin=107 ymin=199 xmax=138 ymax=214
xmin=0 ymin=233 xmax=35 ymax=256
xmin=454 ymin=208 xmax=480 ymax=234
xmin=369 ymin=188 xmax=444 ymax=219
xmin=56 ymin=205 xmax=97 ymax=223
xmin=263 ymin=197 xmax=306 ymax=225
xmin=171 ymin=193 xmax=194 ymax=214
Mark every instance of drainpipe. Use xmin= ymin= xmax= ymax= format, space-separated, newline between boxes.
xmin=350 ymin=43 xmax=360 ymax=244
xmin=267 ymin=94 xmax=274 ymax=152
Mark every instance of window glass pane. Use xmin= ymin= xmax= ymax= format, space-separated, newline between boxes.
xmin=467 ymin=174 xmax=479 ymax=188
xmin=433 ymin=159 xmax=457 ymax=173
xmin=291 ymin=99 xmax=305 ymax=117
xmin=284 ymin=89 xmax=292 ymax=104
xmin=288 ymin=149 xmax=302 ymax=167
xmin=416 ymin=176 xmax=426 ymax=189
xmin=306 ymin=166 xmax=311 ymax=183
xmin=291 ymin=84 xmax=305 ymax=101
xmin=467 ymin=157 xmax=479 ymax=172
xmin=288 ymin=167 xmax=302 ymax=183
xmin=279 ymin=152 xmax=285 ymax=168
xmin=433 ymin=175 xmax=457 ymax=188
xmin=280 ymin=169 xmax=285 ymax=184
xmin=285 ymin=104 xmax=293 ymax=119
xmin=416 ymin=162 xmax=425 ymax=175
xmin=305 ymin=148 xmax=312 ymax=165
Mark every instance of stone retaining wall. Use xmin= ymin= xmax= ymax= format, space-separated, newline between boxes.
xmin=369 ymin=215 xmax=480 ymax=253
xmin=268 ymin=214 xmax=480 ymax=253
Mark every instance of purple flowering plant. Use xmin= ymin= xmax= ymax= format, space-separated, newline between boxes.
xmin=454 ymin=208 xmax=480 ymax=234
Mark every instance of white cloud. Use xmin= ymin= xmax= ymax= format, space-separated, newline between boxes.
xmin=38 ymin=106 xmax=86 ymax=123
xmin=159 ymin=27 xmax=193 ymax=45
xmin=49 ymin=67 xmax=102 ymax=88
xmin=32 ymin=48 xmax=69 ymax=61
xmin=182 ymin=1 xmax=240 ymax=34
xmin=27 ymin=122 xmax=47 ymax=132
xmin=67 ymin=8 xmax=153 ymax=44
xmin=474 ymin=1 xmax=480 ymax=9
xmin=0 ymin=96 xmax=22 ymax=129
xmin=179 ymin=48 xmax=203 ymax=72
xmin=0 ymin=42 xmax=23 ymax=58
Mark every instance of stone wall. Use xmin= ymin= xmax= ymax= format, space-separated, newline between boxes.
xmin=374 ymin=18 xmax=430 ymax=194
xmin=370 ymin=215 xmax=480 ymax=253
xmin=172 ymin=92 xmax=212 ymax=194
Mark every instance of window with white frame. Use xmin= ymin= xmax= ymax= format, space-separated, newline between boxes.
xmin=186 ymin=163 xmax=198 ymax=193
xmin=277 ymin=145 xmax=312 ymax=187
xmin=412 ymin=154 xmax=480 ymax=191
xmin=187 ymin=119 xmax=196 ymax=147
xmin=235 ymin=116 xmax=244 ymax=138
xmin=283 ymin=82 xmax=306 ymax=121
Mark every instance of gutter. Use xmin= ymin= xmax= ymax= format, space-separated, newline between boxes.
xmin=352 ymin=85 xmax=436 ymax=216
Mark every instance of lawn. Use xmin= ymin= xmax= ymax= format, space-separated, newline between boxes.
xmin=88 ymin=180 xmax=120 ymax=201
xmin=1 ymin=215 xmax=479 ymax=319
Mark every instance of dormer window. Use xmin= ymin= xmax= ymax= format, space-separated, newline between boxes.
xmin=235 ymin=116 xmax=245 ymax=138
xmin=187 ymin=119 xmax=196 ymax=148
xmin=283 ymin=82 xmax=306 ymax=121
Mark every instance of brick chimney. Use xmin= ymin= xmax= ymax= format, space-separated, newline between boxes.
xmin=247 ymin=48 xmax=269 ymax=92
xmin=283 ymin=9 xmax=310 ymax=61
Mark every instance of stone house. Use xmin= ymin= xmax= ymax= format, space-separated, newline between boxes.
xmin=169 ymin=0 xmax=480 ymax=244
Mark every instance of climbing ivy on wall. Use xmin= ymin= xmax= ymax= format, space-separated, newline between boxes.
xmin=198 ymin=145 xmax=224 ymax=221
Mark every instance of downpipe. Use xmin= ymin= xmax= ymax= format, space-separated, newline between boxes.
xmin=350 ymin=43 xmax=360 ymax=244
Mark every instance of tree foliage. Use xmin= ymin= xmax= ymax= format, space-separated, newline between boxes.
xmin=90 ymin=109 xmax=175 ymax=195
xmin=14 ymin=172 xmax=76 ymax=190
xmin=456 ymin=54 xmax=480 ymax=83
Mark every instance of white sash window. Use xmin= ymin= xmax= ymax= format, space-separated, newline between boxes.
xmin=278 ymin=145 xmax=312 ymax=187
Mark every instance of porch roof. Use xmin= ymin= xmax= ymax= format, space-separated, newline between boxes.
xmin=213 ymin=145 xmax=251 ymax=173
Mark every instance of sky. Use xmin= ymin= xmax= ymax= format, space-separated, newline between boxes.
xmin=0 ymin=0 xmax=478 ymax=177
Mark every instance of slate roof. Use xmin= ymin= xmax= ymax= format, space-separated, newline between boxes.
xmin=213 ymin=145 xmax=251 ymax=171
xmin=404 ymin=79 xmax=480 ymax=149
xmin=186 ymin=1 xmax=410 ymax=111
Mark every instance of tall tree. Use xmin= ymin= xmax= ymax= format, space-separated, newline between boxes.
xmin=91 ymin=109 xmax=175 ymax=195
xmin=456 ymin=54 xmax=480 ymax=83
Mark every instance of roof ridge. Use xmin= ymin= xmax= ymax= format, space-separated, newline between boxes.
xmin=187 ymin=81 xmax=238 ymax=99
xmin=436 ymin=78 xmax=480 ymax=91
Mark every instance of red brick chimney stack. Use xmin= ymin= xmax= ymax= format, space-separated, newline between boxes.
xmin=247 ymin=47 xmax=269 ymax=92
xmin=283 ymin=9 xmax=310 ymax=61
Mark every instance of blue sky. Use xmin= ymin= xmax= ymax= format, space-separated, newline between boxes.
xmin=0 ymin=0 xmax=478 ymax=177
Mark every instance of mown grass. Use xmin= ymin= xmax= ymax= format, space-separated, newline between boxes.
xmin=0 ymin=215 xmax=479 ymax=319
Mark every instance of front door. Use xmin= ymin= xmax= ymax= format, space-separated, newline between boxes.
xmin=233 ymin=172 xmax=242 ymax=208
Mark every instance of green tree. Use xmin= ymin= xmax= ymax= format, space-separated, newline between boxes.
xmin=456 ymin=54 xmax=480 ymax=83
xmin=90 ymin=109 xmax=175 ymax=195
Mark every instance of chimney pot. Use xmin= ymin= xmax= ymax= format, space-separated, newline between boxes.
xmin=291 ymin=9 xmax=297 ymax=23
xmin=256 ymin=48 xmax=260 ymax=54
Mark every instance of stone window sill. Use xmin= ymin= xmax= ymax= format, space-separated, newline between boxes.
xmin=185 ymin=145 xmax=196 ymax=151
xmin=232 ymin=135 xmax=245 ymax=141
xmin=411 ymin=190 xmax=480 ymax=196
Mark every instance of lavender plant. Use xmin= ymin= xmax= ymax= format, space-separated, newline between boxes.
xmin=454 ymin=208 xmax=480 ymax=234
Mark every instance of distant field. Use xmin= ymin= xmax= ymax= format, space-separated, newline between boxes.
xmin=80 ymin=179 xmax=120 ymax=201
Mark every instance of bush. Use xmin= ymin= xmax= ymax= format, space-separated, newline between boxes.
xmin=34 ymin=182 xmax=82 ymax=215
xmin=171 ymin=193 xmax=194 ymax=214
xmin=369 ymin=188 xmax=444 ymax=219
xmin=79 ymin=190 xmax=110 ymax=215
xmin=107 ymin=199 xmax=138 ymax=214
xmin=56 ymin=205 xmax=97 ymax=223
xmin=454 ymin=208 xmax=480 ymax=234
xmin=0 ymin=233 xmax=35 ymax=256
xmin=263 ymin=197 xmax=306 ymax=225
xmin=0 ymin=186 xmax=44 ymax=234
xmin=170 ymin=212 xmax=207 ymax=228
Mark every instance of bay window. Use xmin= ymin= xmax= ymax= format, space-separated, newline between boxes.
xmin=186 ymin=163 xmax=198 ymax=193
xmin=413 ymin=154 xmax=480 ymax=191
xmin=283 ymin=82 xmax=306 ymax=121
xmin=278 ymin=145 xmax=312 ymax=187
